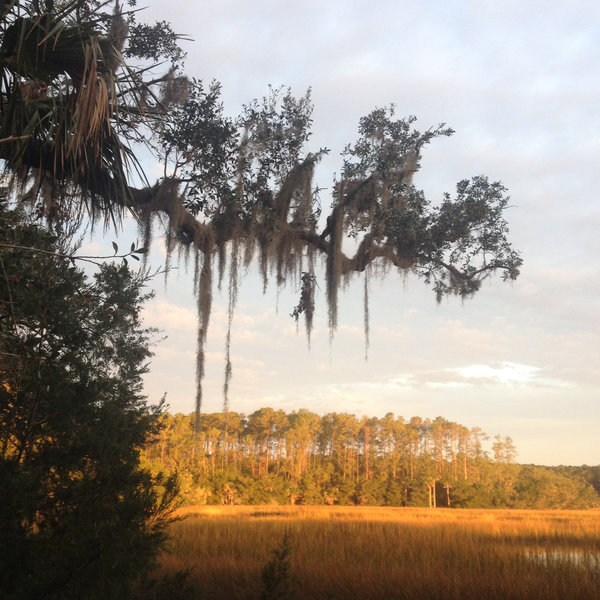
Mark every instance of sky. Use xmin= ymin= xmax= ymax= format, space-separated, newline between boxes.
xmin=97 ymin=0 xmax=599 ymax=465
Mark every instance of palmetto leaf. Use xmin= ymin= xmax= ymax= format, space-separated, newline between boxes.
xmin=0 ymin=2 xmax=143 ymax=224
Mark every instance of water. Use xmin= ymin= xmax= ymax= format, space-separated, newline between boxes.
xmin=524 ymin=548 xmax=600 ymax=568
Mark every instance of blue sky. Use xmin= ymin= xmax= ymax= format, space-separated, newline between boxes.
xmin=97 ymin=0 xmax=599 ymax=465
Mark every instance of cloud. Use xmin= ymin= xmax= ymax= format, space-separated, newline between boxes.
xmin=452 ymin=362 xmax=539 ymax=384
xmin=446 ymin=362 xmax=575 ymax=389
xmin=142 ymin=299 xmax=196 ymax=331
xmin=80 ymin=241 xmax=102 ymax=255
xmin=289 ymin=362 xmax=575 ymax=405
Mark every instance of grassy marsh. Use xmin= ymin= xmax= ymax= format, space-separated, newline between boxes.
xmin=157 ymin=506 xmax=600 ymax=599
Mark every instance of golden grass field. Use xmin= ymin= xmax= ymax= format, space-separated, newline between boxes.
xmin=157 ymin=506 xmax=600 ymax=600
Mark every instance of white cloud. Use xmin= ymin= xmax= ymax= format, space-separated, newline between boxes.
xmin=452 ymin=362 xmax=539 ymax=384
xmin=448 ymin=362 xmax=575 ymax=389
xmin=142 ymin=299 xmax=196 ymax=330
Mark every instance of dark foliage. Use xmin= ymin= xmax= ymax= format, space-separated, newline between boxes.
xmin=261 ymin=534 xmax=298 ymax=600
xmin=0 ymin=202 xmax=177 ymax=599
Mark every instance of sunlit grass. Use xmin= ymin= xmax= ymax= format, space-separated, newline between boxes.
xmin=157 ymin=506 xmax=600 ymax=599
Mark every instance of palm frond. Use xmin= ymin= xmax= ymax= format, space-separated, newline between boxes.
xmin=0 ymin=2 xmax=143 ymax=224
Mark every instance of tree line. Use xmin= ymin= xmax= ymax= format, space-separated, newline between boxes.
xmin=143 ymin=410 xmax=600 ymax=510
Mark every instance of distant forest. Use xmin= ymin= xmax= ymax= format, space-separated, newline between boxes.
xmin=143 ymin=410 xmax=600 ymax=509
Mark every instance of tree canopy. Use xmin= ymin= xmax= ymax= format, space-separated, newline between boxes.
xmin=0 ymin=0 xmax=523 ymax=426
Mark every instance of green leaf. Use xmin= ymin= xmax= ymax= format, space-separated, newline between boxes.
xmin=112 ymin=241 xmax=118 ymax=255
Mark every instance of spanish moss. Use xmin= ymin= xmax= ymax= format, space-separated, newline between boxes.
xmin=364 ymin=267 xmax=370 ymax=361
xmin=195 ymin=250 xmax=213 ymax=432
xmin=223 ymin=240 xmax=240 ymax=413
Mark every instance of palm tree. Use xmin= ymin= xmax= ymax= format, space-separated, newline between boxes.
xmin=0 ymin=0 xmax=140 ymax=223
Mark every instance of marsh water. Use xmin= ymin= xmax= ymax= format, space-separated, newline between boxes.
xmin=524 ymin=547 xmax=600 ymax=568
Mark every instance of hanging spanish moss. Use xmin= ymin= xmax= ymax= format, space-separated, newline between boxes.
xmin=223 ymin=240 xmax=240 ymax=412
xmin=326 ymin=203 xmax=344 ymax=338
xmin=291 ymin=270 xmax=317 ymax=345
xmin=195 ymin=249 xmax=213 ymax=432
xmin=126 ymin=107 xmax=519 ymax=435
xmin=364 ymin=267 xmax=370 ymax=361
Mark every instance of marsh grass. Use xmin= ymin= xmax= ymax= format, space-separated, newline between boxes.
xmin=157 ymin=506 xmax=600 ymax=599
